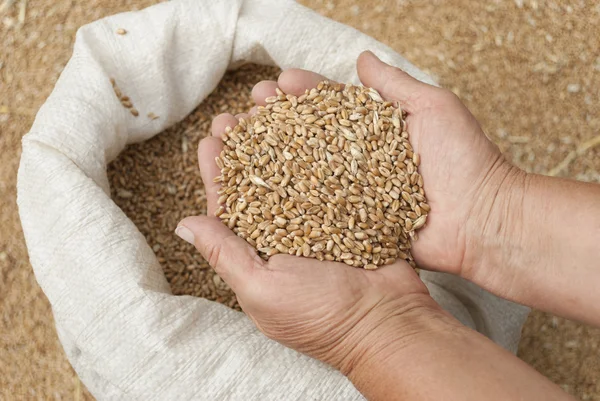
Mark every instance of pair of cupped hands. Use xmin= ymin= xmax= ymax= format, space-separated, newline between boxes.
xmin=175 ymin=51 xmax=522 ymax=374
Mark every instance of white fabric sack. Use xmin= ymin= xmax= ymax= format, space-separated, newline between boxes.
xmin=17 ymin=0 xmax=529 ymax=399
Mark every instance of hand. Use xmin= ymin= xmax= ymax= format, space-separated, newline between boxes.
xmin=177 ymin=215 xmax=435 ymax=371
xmin=345 ymin=52 xmax=600 ymax=328
xmin=175 ymin=69 xmax=443 ymax=370
xmin=353 ymin=53 xmax=523 ymax=278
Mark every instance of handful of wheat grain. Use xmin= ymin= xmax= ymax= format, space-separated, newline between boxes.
xmin=214 ymin=81 xmax=428 ymax=269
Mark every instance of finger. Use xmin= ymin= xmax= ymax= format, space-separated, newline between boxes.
xmin=176 ymin=216 xmax=264 ymax=293
xmin=198 ymin=136 xmax=224 ymax=215
xmin=357 ymin=50 xmax=437 ymax=113
xmin=278 ymin=69 xmax=331 ymax=96
xmin=235 ymin=113 xmax=249 ymax=120
xmin=211 ymin=113 xmax=238 ymax=138
xmin=252 ymin=81 xmax=279 ymax=106
xmin=248 ymin=106 xmax=258 ymax=115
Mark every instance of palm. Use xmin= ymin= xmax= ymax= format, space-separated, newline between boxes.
xmin=406 ymin=99 xmax=502 ymax=274
xmin=240 ymin=255 xmax=425 ymax=365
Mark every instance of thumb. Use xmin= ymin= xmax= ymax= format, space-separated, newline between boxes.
xmin=357 ymin=50 xmax=436 ymax=112
xmin=176 ymin=216 xmax=262 ymax=293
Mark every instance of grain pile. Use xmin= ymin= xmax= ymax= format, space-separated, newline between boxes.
xmin=216 ymin=82 xmax=427 ymax=268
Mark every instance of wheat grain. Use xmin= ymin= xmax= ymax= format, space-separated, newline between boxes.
xmin=216 ymin=81 xmax=428 ymax=269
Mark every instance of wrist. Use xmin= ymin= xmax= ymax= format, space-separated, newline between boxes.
xmin=462 ymin=159 xmax=532 ymax=292
xmin=335 ymin=293 xmax=462 ymax=378
xmin=465 ymin=168 xmax=600 ymax=323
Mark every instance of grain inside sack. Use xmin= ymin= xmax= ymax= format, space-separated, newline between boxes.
xmin=109 ymin=65 xmax=282 ymax=307
xmin=215 ymin=81 xmax=428 ymax=269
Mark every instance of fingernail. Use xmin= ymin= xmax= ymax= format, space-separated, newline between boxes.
xmin=175 ymin=225 xmax=195 ymax=245
xmin=362 ymin=50 xmax=380 ymax=62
